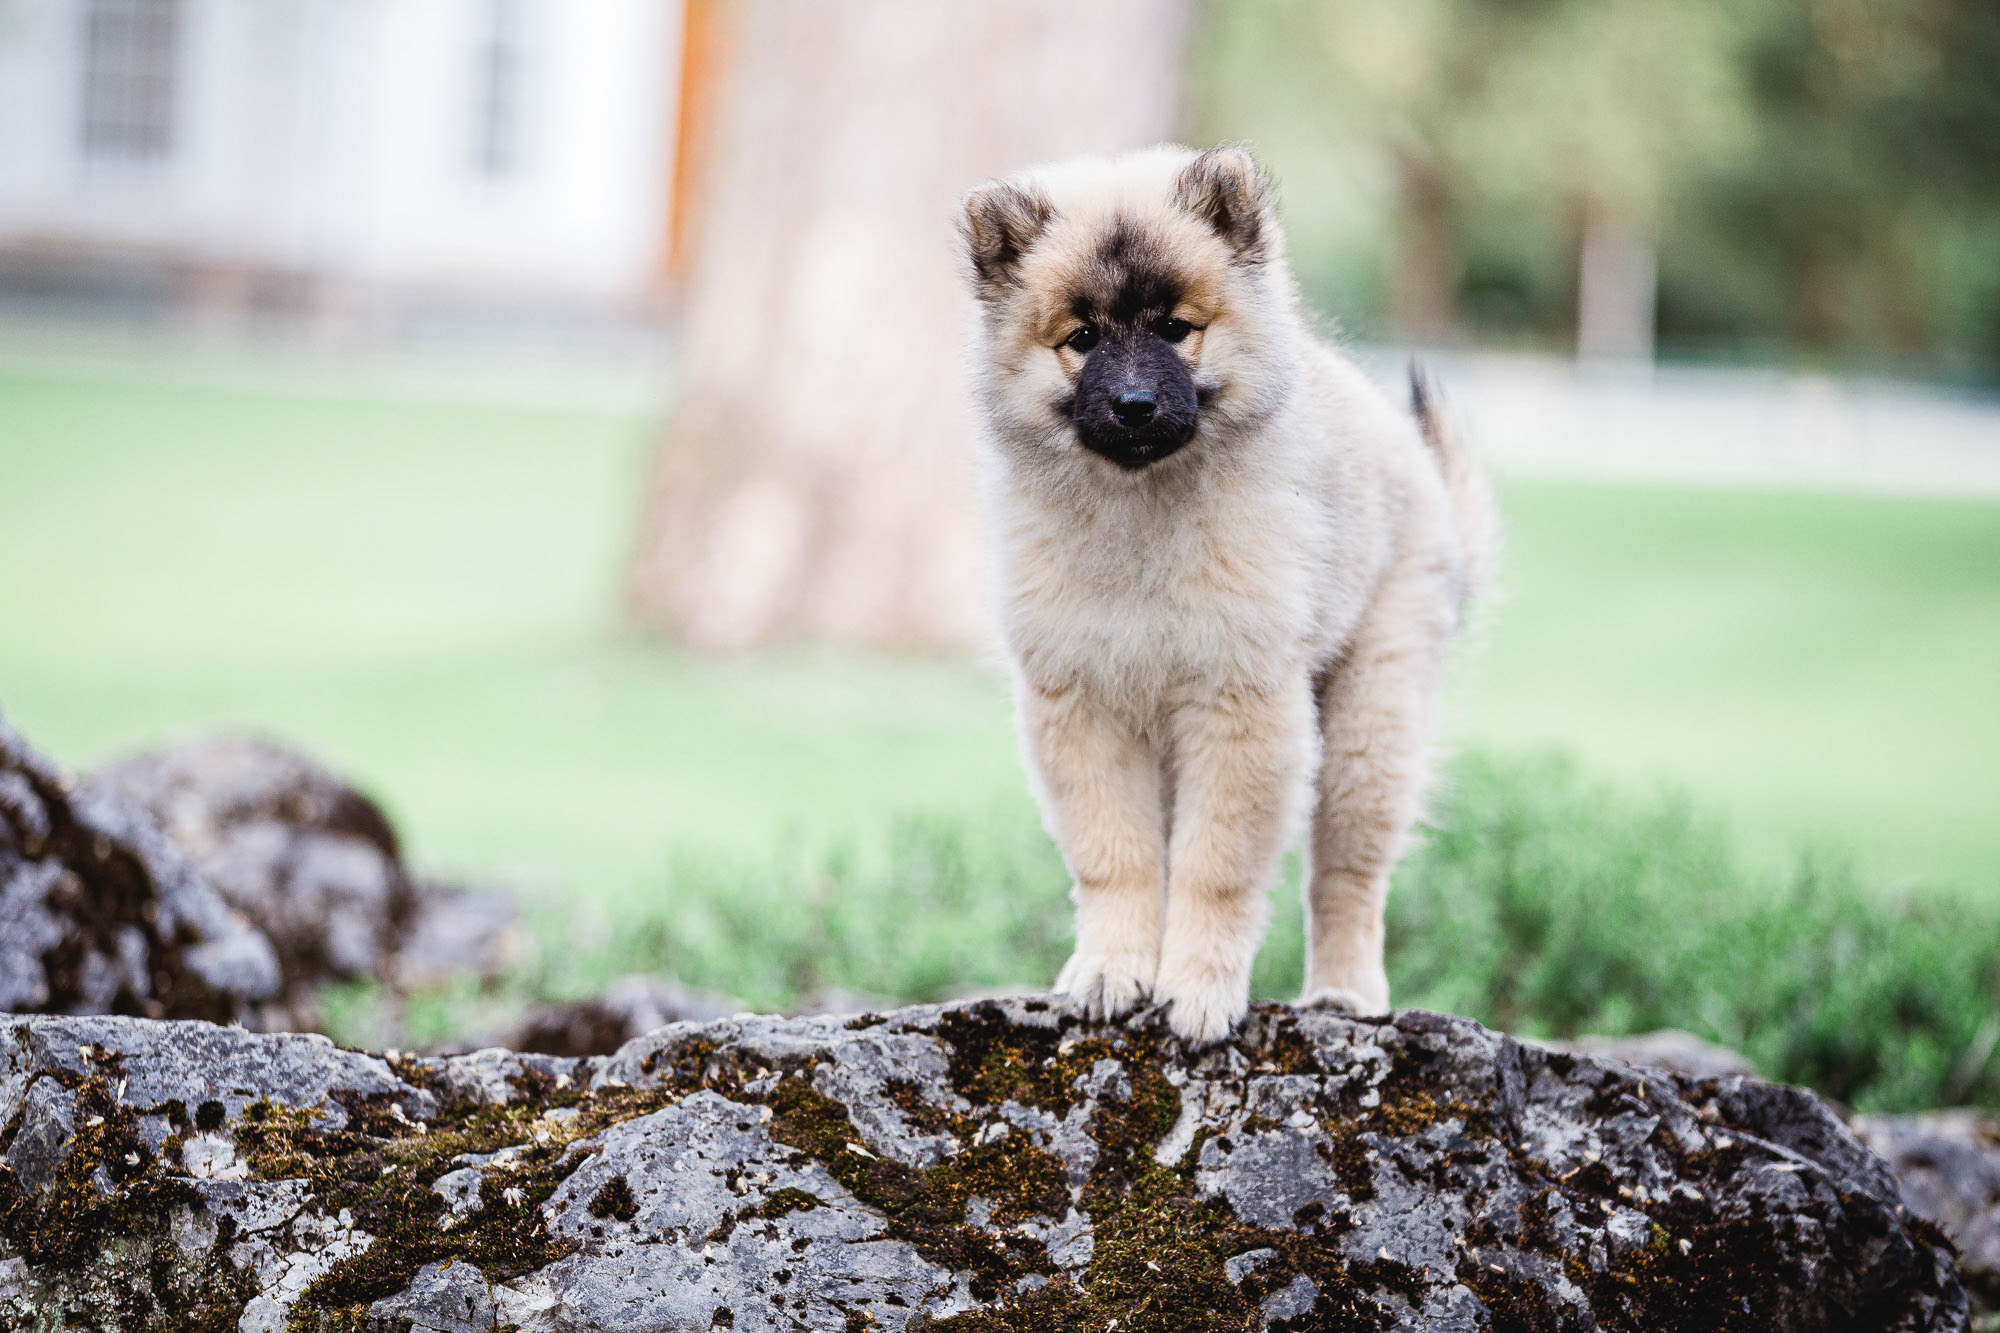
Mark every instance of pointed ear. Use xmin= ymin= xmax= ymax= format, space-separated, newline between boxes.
xmin=1173 ymin=147 xmax=1273 ymax=262
xmin=960 ymin=180 xmax=1053 ymax=300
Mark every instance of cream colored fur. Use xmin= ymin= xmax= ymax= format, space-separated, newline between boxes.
xmin=962 ymin=145 xmax=1492 ymax=1044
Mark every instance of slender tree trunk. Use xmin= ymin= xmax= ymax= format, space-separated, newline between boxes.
xmin=1388 ymin=146 xmax=1459 ymax=343
xmin=1574 ymin=200 xmax=1658 ymax=363
xmin=630 ymin=0 xmax=1194 ymax=650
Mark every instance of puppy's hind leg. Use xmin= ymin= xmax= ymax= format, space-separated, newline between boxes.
xmin=1021 ymin=682 xmax=1167 ymax=1021
xmin=1304 ymin=562 xmax=1456 ymax=1016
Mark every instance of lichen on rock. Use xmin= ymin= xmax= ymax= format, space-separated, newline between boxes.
xmin=0 ymin=999 xmax=1973 ymax=1331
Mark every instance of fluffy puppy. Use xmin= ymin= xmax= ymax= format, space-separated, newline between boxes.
xmin=959 ymin=145 xmax=1494 ymax=1044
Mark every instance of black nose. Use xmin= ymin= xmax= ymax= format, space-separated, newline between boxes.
xmin=1112 ymin=391 xmax=1157 ymax=426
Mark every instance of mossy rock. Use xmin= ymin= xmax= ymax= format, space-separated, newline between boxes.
xmin=0 ymin=999 xmax=1971 ymax=1331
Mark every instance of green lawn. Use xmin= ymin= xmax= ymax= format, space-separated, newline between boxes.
xmin=1452 ymin=479 xmax=2000 ymax=888
xmin=1 ymin=358 xmax=1996 ymax=909
xmin=0 ymin=365 xmax=1024 ymax=902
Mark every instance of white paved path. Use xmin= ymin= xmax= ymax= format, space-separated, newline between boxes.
xmin=7 ymin=318 xmax=2000 ymax=500
xmin=1391 ymin=350 xmax=2000 ymax=500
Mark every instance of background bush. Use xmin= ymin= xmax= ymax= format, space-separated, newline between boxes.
xmin=1387 ymin=753 xmax=2000 ymax=1111
xmin=489 ymin=750 xmax=2000 ymax=1114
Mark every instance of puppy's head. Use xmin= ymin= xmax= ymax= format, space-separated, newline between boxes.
xmin=960 ymin=146 xmax=1290 ymax=473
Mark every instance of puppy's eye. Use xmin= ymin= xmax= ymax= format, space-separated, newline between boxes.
xmin=1061 ymin=325 xmax=1100 ymax=354
xmin=1154 ymin=316 xmax=1194 ymax=344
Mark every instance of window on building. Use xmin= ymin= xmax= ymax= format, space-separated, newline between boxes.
xmin=78 ymin=0 xmax=182 ymax=164
xmin=471 ymin=0 xmax=529 ymax=179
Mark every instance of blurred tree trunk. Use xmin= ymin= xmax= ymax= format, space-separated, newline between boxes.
xmin=630 ymin=0 xmax=1195 ymax=650
xmin=1388 ymin=146 xmax=1459 ymax=342
xmin=1574 ymin=199 xmax=1658 ymax=362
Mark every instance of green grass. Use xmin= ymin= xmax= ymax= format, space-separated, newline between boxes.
xmin=1455 ymin=479 xmax=2000 ymax=889
xmin=0 ymin=363 xmax=1029 ymax=897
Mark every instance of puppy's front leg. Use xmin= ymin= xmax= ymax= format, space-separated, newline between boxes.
xmin=1021 ymin=682 xmax=1166 ymax=1020
xmin=1156 ymin=676 xmax=1317 ymax=1045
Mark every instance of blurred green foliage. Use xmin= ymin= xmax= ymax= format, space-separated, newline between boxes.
xmin=1390 ymin=752 xmax=2000 ymax=1112
xmin=510 ymin=750 xmax=1999 ymax=1113
xmin=1195 ymin=0 xmax=2000 ymax=376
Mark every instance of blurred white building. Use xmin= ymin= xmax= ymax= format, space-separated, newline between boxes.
xmin=0 ymin=0 xmax=682 ymax=333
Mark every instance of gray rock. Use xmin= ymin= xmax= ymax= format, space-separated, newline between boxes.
xmin=82 ymin=733 xmax=404 ymax=863
xmin=369 ymin=1260 xmax=499 ymax=1332
xmin=0 ymin=863 xmax=67 ymax=1013
xmin=1853 ymin=1109 xmax=2000 ymax=1312
xmin=1226 ymin=1246 xmax=1276 ymax=1284
xmin=431 ymin=1168 xmax=487 ymax=1218
xmin=0 ymin=711 xmax=280 ymax=1023
xmin=430 ymin=1045 xmax=586 ymax=1107
xmin=79 ymin=731 xmax=531 ymax=1020
xmin=1262 ymin=1272 xmax=1318 ymax=1321
xmin=0 ymin=1013 xmax=433 ymax=1138
xmin=1545 ymin=1028 xmax=1761 ymax=1081
xmin=84 ymin=734 xmax=420 ymax=992
xmin=4 ymin=1078 xmax=76 ymax=1191
xmin=508 ymin=974 xmax=747 ymax=1057
xmin=792 ymin=986 xmax=898 ymax=1020
xmin=0 ymin=1001 xmax=1970 ymax=1332
xmin=394 ymin=881 xmax=531 ymax=988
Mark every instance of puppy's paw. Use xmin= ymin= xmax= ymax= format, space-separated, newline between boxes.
xmin=1155 ymin=968 xmax=1249 ymax=1048
xmin=1299 ymin=984 xmax=1390 ymax=1018
xmin=1055 ymin=951 xmax=1156 ymax=1022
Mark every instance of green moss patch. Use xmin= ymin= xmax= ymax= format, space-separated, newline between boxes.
xmin=0 ymin=1068 xmax=197 ymax=1269
xmin=764 ymin=1075 xmax=1062 ymax=1300
xmin=0 ymin=1066 xmax=251 ymax=1330
xmin=256 ymin=1079 xmax=697 ymax=1331
xmin=921 ymin=1008 xmax=1402 ymax=1333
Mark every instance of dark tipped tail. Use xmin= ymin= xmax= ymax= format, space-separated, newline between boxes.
xmin=1408 ymin=361 xmax=1454 ymax=469
xmin=1409 ymin=361 xmax=1499 ymax=614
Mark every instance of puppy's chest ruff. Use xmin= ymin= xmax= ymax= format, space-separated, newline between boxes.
xmin=999 ymin=482 xmax=1329 ymax=696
